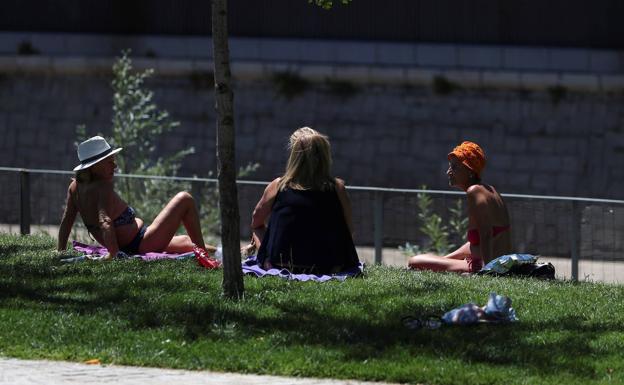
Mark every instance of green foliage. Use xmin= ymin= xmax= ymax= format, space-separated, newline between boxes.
xmin=397 ymin=241 xmax=422 ymax=257
xmin=432 ymin=75 xmax=461 ymax=95
xmin=416 ymin=188 xmax=452 ymax=254
xmin=548 ymin=85 xmax=567 ymax=105
xmin=2 ymin=233 xmax=624 ymax=385
xmin=448 ymin=198 xmax=469 ymax=248
xmin=106 ymin=51 xmax=194 ymax=223
xmin=16 ymin=40 xmax=39 ymax=55
xmin=271 ymin=71 xmax=310 ymax=100
xmin=399 ymin=187 xmax=468 ymax=256
xmin=194 ymin=162 xmax=260 ymax=239
xmin=110 ymin=51 xmax=188 ymax=174
xmin=309 ymin=0 xmax=352 ymax=9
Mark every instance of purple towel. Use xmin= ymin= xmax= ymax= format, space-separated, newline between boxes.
xmin=241 ymin=256 xmax=363 ymax=282
xmin=69 ymin=241 xmax=195 ymax=262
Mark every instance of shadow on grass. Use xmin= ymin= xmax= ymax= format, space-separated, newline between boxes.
xmin=0 ymin=248 xmax=620 ymax=381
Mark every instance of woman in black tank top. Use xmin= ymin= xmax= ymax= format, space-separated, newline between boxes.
xmin=247 ymin=127 xmax=359 ymax=274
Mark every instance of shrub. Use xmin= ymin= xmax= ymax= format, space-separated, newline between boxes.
xmin=17 ymin=41 xmax=39 ymax=55
xmin=432 ymin=75 xmax=461 ymax=95
xmin=399 ymin=186 xmax=467 ymax=256
xmin=271 ymin=71 xmax=310 ymax=100
xmin=547 ymin=85 xmax=567 ymax=105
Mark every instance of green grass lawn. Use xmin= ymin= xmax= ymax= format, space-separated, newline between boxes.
xmin=1 ymin=233 xmax=623 ymax=385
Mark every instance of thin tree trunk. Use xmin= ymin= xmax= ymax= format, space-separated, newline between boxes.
xmin=212 ymin=0 xmax=244 ymax=299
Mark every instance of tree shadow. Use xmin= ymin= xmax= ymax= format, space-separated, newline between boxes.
xmin=0 ymin=251 xmax=620 ymax=382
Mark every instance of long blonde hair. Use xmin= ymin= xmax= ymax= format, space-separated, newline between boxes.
xmin=278 ymin=127 xmax=335 ymax=191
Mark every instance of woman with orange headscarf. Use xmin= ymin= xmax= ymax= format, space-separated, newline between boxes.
xmin=408 ymin=141 xmax=512 ymax=273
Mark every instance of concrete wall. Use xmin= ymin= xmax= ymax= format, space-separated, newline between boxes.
xmin=1 ymin=54 xmax=624 ymax=198
xmin=1 ymin=38 xmax=624 ymax=260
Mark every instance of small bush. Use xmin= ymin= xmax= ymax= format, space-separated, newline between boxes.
xmin=17 ymin=41 xmax=39 ymax=55
xmin=548 ymin=85 xmax=567 ymax=105
xmin=309 ymin=0 xmax=352 ymax=9
xmin=272 ymin=71 xmax=310 ymax=100
xmin=417 ymin=189 xmax=452 ymax=255
xmin=432 ymin=75 xmax=461 ymax=95
xmin=399 ymin=187 xmax=467 ymax=256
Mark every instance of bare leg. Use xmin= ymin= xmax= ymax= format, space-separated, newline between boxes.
xmin=408 ymin=253 xmax=471 ymax=273
xmin=165 ymin=235 xmax=217 ymax=254
xmin=139 ymin=192 xmax=208 ymax=253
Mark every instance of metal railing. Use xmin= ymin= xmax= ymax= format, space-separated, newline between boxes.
xmin=2 ymin=166 xmax=624 ymax=282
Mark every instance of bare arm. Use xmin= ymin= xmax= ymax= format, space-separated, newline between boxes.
xmin=57 ymin=183 xmax=78 ymax=251
xmin=249 ymin=178 xmax=280 ymax=250
xmin=335 ymin=178 xmax=354 ymax=237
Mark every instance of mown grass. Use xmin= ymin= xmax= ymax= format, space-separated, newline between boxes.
xmin=1 ymin=233 xmax=623 ymax=385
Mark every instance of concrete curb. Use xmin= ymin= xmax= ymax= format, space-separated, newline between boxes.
xmin=0 ymin=357 xmax=405 ymax=385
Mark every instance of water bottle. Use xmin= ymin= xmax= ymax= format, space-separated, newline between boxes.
xmin=214 ymin=245 xmax=223 ymax=261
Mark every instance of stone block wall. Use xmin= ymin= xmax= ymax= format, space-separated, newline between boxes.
xmin=2 ymin=62 xmax=624 ymax=198
xmin=1 ymin=55 xmax=624 ymax=259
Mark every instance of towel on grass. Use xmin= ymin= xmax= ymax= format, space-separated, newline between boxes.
xmin=241 ymin=256 xmax=364 ymax=282
xmin=64 ymin=241 xmax=195 ymax=263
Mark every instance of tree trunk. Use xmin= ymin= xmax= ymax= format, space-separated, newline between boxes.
xmin=212 ymin=0 xmax=244 ymax=299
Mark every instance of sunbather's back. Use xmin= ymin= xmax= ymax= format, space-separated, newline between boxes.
xmin=256 ymin=187 xmax=359 ymax=274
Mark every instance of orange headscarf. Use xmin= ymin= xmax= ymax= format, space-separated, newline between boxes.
xmin=448 ymin=141 xmax=486 ymax=177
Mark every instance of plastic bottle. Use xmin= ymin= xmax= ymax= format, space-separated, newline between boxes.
xmin=214 ymin=245 xmax=223 ymax=261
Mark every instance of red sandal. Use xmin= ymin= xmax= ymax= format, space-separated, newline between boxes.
xmin=193 ymin=246 xmax=221 ymax=269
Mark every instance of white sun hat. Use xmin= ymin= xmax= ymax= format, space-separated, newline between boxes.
xmin=73 ymin=136 xmax=123 ymax=171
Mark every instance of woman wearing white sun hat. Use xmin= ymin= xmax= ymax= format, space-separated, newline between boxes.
xmin=57 ymin=136 xmax=217 ymax=263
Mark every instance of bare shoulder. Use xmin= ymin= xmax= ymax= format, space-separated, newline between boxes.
xmin=260 ymin=177 xmax=281 ymax=200
xmin=334 ymin=178 xmax=350 ymax=202
xmin=68 ymin=179 xmax=77 ymax=193
xmin=466 ymin=184 xmax=490 ymax=204
xmin=466 ymin=184 xmax=487 ymax=196
xmin=266 ymin=177 xmax=281 ymax=192
xmin=334 ymin=177 xmax=346 ymax=190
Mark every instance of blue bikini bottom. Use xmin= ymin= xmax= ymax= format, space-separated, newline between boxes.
xmin=119 ymin=224 xmax=147 ymax=255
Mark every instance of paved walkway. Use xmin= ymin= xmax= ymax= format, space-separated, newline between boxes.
xmin=0 ymin=358 xmax=403 ymax=385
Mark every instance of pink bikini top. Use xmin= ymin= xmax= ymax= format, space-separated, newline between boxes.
xmin=467 ymin=225 xmax=510 ymax=246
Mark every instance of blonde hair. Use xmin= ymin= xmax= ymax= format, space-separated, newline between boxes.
xmin=278 ymin=127 xmax=335 ymax=191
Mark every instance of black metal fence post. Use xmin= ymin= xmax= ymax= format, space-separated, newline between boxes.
xmin=374 ymin=191 xmax=384 ymax=264
xmin=570 ymin=201 xmax=580 ymax=281
xmin=20 ymin=170 xmax=31 ymax=235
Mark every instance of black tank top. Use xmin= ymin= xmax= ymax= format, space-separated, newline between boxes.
xmin=257 ymin=187 xmax=359 ymax=274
